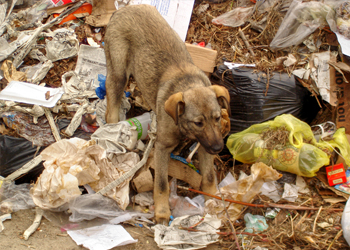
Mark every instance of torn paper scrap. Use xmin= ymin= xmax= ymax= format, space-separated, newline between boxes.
xmin=45 ymin=28 xmax=79 ymax=62
xmin=30 ymin=138 xmax=101 ymax=209
xmin=129 ymin=0 xmax=195 ymax=41
xmin=260 ymin=181 xmax=281 ymax=202
xmin=310 ymin=51 xmax=338 ymax=106
xmin=88 ymin=152 xmax=140 ymax=210
xmin=205 ymin=162 xmax=282 ymax=222
xmin=282 ymin=183 xmax=299 ymax=202
xmin=218 ymin=172 xmax=236 ymax=189
xmin=74 ymin=44 xmax=107 ymax=89
xmin=0 ymin=81 xmax=64 ymax=108
xmin=153 ymin=214 xmax=221 ymax=250
xmin=67 ymin=224 xmax=137 ymax=250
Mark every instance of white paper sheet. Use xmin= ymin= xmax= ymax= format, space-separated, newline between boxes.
xmin=67 ymin=224 xmax=137 ymax=250
xmin=0 ymin=81 xmax=64 ymax=108
xmin=129 ymin=0 xmax=195 ymax=41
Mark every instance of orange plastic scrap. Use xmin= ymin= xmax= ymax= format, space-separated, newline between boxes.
xmin=53 ymin=3 xmax=92 ymax=25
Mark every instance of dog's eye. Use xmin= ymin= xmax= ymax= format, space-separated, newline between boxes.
xmin=194 ymin=122 xmax=203 ymax=127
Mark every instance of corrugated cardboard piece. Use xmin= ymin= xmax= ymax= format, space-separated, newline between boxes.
xmin=85 ymin=0 xmax=117 ymax=27
xmin=147 ymin=152 xmax=202 ymax=191
xmin=185 ymin=43 xmax=218 ymax=74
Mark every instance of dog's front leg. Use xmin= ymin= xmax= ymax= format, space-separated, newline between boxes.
xmin=198 ymin=145 xmax=217 ymax=199
xmin=154 ymin=141 xmax=175 ymax=225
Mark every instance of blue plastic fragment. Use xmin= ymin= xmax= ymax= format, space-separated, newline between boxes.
xmin=95 ymin=74 xmax=106 ymax=99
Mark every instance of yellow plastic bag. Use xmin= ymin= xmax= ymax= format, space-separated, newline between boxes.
xmin=226 ymin=114 xmax=350 ymax=177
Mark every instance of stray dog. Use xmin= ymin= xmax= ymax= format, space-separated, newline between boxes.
xmin=104 ymin=4 xmax=230 ymax=224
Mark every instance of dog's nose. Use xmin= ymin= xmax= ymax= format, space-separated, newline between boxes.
xmin=211 ymin=143 xmax=223 ymax=153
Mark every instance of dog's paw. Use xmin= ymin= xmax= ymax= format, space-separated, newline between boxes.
xmin=155 ymin=206 xmax=171 ymax=225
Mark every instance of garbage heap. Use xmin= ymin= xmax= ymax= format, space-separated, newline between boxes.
xmin=1 ymin=0 xmax=350 ymax=249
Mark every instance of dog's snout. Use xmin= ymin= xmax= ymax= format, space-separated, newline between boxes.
xmin=211 ymin=143 xmax=223 ymax=153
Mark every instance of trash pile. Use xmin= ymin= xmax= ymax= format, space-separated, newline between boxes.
xmin=1 ymin=0 xmax=350 ymax=249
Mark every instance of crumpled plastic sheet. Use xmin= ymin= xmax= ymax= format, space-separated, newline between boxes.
xmin=68 ymin=193 xmax=153 ymax=223
xmin=0 ymin=181 xmax=36 ymax=214
xmin=205 ymin=162 xmax=282 ymax=222
xmin=30 ymin=138 xmax=140 ymax=210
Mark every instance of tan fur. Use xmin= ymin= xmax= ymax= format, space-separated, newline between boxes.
xmin=104 ymin=4 xmax=230 ymax=224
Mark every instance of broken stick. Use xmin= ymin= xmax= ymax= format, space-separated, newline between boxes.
xmin=238 ymin=28 xmax=255 ymax=58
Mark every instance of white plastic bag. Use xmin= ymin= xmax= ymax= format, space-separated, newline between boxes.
xmin=342 ymin=198 xmax=350 ymax=246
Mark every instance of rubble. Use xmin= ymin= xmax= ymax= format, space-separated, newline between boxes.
xmin=1 ymin=0 xmax=350 ymax=249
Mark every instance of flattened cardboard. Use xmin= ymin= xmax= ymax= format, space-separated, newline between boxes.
xmin=185 ymin=43 xmax=217 ymax=74
xmin=147 ymin=154 xmax=202 ymax=190
xmin=132 ymin=169 xmax=154 ymax=193
xmin=336 ymin=71 xmax=350 ymax=133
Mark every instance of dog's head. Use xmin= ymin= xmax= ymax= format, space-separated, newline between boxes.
xmin=164 ymin=85 xmax=230 ymax=155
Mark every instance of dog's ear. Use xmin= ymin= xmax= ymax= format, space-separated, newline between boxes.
xmin=209 ymin=85 xmax=231 ymax=116
xmin=164 ymin=92 xmax=185 ymax=125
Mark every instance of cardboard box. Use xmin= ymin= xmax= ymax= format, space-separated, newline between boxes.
xmin=336 ymin=71 xmax=350 ymax=133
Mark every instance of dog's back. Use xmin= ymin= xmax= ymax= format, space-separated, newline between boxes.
xmin=105 ymin=5 xmax=198 ymax=107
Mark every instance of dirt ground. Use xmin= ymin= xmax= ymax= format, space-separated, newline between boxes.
xmin=1 ymin=208 xmax=222 ymax=249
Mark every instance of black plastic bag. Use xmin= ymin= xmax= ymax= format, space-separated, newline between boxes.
xmin=0 ymin=119 xmax=93 ymax=184
xmin=211 ymin=65 xmax=320 ymax=134
xmin=0 ymin=135 xmax=45 ymax=184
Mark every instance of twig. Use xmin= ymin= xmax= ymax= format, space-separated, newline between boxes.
xmin=238 ymin=28 xmax=255 ymax=58
xmin=327 ymin=229 xmax=343 ymax=250
xmin=264 ymin=68 xmax=270 ymax=96
xmin=177 ymin=186 xmax=343 ymax=211
xmin=218 ymin=186 xmax=241 ymax=250
xmin=287 ymin=213 xmax=295 ymax=238
xmin=295 ymin=211 xmax=309 ymax=230
xmin=44 ymin=107 xmax=61 ymax=142
xmin=179 ymin=227 xmax=268 ymax=237
xmin=23 ymin=207 xmax=43 ymax=240
xmin=313 ymin=206 xmax=323 ymax=234
xmin=298 ymin=79 xmax=322 ymax=108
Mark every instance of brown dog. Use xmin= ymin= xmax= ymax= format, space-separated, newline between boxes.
xmin=104 ymin=4 xmax=230 ymax=224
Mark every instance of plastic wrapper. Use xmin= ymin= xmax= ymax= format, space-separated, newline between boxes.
xmin=68 ymin=193 xmax=153 ymax=223
xmin=244 ymin=213 xmax=268 ymax=233
xmin=212 ymin=66 xmax=319 ymax=134
xmin=169 ymin=179 xmax=204 ymax=218
xmin=0 ymin=181 xmax=36 ymax=213
xmin=212 ymin=7 xmax=253 ymax=27
xmin=226 ymin=114 xmax=350 ymax=177
xmin=1 ymin=111 xmax=56 ymax=146
xmin=342 ymin=197 xmax=350 ymax=246
xmin=68 ymin=193 xmax=124 ymax=222
xmin=270 ymin=0 xmax=349 ymax=50
xmin=205 ymin=162 xmax=281 ymax=222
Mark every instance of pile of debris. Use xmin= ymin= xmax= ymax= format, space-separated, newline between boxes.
xmin=1 ymin=0 xmax=350 ymax=249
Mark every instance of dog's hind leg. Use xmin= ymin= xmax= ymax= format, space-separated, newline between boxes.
xmin=105 ymin=42 xmax=129 ymax=124
xmin=197 ymin=146 xmax=218 ymax=199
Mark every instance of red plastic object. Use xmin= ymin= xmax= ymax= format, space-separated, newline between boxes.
xmin=53 ymin=3 xmax=92 ymax=25
xmin=326 ymin=163 xmax=347 ymax=186
xmin=51 ymin=0 xmax=74 ymax=6
xmin=197 ymin=42 xmax=206 ymax=47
